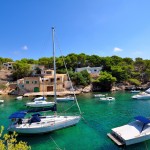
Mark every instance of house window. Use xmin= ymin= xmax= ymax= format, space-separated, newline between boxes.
xmin=51 ymin=79 xmax=54 ymax=82
xmin=26 ymin=81 xmax=29 ymax=84
xmin=47 ymin=71 xmax=52 ymax=74
xmin=35 ymin=81 xmax=37 ymax=84
xmin=57 ymin=78 xmax=60 ymax=81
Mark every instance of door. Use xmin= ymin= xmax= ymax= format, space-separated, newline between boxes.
xmin=47 ymin=86 xmax=53 ymax=91
xmin=34 ymin=87 xmax=39 ymax=92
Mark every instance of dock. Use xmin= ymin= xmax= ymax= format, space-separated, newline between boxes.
xmin=107 ymin=133 xmax=124 ymax=146
xmin=24 ymin=91 xmax=81 ymax=97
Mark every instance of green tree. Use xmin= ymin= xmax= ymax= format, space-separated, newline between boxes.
xmin=12 ymin=62 xmax=31 ymax=80
xmin=111 ymin=66 xmax=128 ymax=82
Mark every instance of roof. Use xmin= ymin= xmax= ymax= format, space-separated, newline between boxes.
xmin=134 ymin=116 xmax=150 ymax=124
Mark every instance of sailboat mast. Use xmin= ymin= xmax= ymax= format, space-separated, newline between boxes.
xmin=52 ymin=27 xmax=57 ymax=103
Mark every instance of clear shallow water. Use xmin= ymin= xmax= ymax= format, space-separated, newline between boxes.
xmin=0 ymin=91 xmax=150 ymax=150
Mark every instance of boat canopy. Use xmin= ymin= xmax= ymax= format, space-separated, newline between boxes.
xmin=134 ymin=116 xmax=150 ymax=124
xmin=146 ymin=88 xmax=150 ymax=94
xmin=9 ymin=111 xmax=27 ymax=119
xmin=9 ymin=104 xmax=57 ymax=119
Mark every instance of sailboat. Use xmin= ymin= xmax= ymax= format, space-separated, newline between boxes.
xmin=7 ymin=27 xmax=81 ymax=134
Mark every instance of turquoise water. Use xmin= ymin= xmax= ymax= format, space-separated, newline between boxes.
xmin=0 ymin=91 xmax=150 ymax=150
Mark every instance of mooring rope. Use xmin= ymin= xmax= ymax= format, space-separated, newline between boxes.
xmin=49 ymin=135 xmax=63 ymax=150
xmin=145 ymin=141 xmax=148 ymax=150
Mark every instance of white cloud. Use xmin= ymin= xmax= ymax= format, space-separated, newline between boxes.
xmin=113 ymin=47 xmax=123 ymax=52
xmin=22 ymin=45 xmax=28 ymax=50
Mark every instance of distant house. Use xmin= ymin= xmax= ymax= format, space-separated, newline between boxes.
xmin=75 ymin=66 xmax=102 ymax=76
xmin=24 ymin=77 xmax=41 ymax=92
xmin=30 ymin=64 xmax=45 ymax=75
xmin=3 ymin=62 xmax=15 ymax=70
xmin=17 ymin=70 xmax=71 ymax=93
xmin=41 ymin=69 xmax=54 ymax=76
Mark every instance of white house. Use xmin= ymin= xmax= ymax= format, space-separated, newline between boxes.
xmin=3 ymin=62 xmax=15 ymax=70
xmin=75 ymin=66 xmax=102 ymax=74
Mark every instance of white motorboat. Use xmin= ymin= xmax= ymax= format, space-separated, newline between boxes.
xmin=132 ymin=88 xmax=150 ymax=99
xmin=8 ymin=27 xmax=81 ymax=134
xmin=26 ymin=100 xmax=55 ymax=108
xmin=107 ymin=116 xmax=150 ymax=146
xmin=16 ymin=96 xmax=23 ymax=100
xmin=33 ymin=96 xmax=47 ymax=101
xmin=94 ymin=94 xmax=105 ymax=98
xmin=130 ymin=90 xmax=140 ymax=93
xmin=100 ymin=97 xmax=115 ymax=101
xmin=56 ymin=96 xmax=75 ymax=101
xmin=0 ymin=100 xmax=4 ymax=103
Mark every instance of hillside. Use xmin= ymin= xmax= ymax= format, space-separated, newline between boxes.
xmin=0 ymin=69 xmax=13 ymax=83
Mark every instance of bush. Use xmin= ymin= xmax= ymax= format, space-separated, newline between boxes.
xmin=128 ymin=78 xmax=141 ymax=86
xmin=0 ymin=126 xmax=31 ymax=150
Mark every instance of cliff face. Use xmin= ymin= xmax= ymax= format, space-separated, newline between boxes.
xmin=0 ymin=69 xmax=13 ymax=82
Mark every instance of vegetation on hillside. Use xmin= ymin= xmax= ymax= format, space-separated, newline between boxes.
xmin=1 ymin=53 xmax=150 ymax=91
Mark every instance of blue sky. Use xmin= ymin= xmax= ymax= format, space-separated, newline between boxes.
xmin=1 ymin=0 xmax=150 ymax=60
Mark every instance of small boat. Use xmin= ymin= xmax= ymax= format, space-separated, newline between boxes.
xmin=33 ymin=96 xmax=47 ymax=101
xmin=107 ymin=116 xmax=150 ymax=146
xmin=130 ymin=90 xmax=140 ymax=93
xmin=56 ymin=96 xmax=75 ymax=102
xmin=132 ymin=92 xmax=150 ymax=99
xmin=16 ymin=96 xmax=23 ymax=100
xmin=132 ymin=88 xmax=150 ymax=100
xmin=0 ymin=100 xmax=4 ymax=103
xmin=26 ymin=100 xmax=55 ymax=108
xmin=94 ymin=94 xmax=105 ymax=97
xmin=99 ymin=97 xmax=115 ymax=101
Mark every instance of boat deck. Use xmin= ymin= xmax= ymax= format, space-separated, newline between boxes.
xmin=107 ymin=133 xmax=124 ymax=146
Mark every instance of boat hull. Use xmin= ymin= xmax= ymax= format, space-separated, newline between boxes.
xmin=26 ymin=102 xmax=55 ymax=107
xmin=8 ymin=116 xmax=80 ymax=134
xmin=110 ymin=131 xmax=150 ymax=146
xmin=132 ymin=95 xmax=150 ymax=99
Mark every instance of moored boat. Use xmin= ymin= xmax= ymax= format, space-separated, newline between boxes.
xmin=100 ymin=97 xmax=115 ymax=101
xmin=33 ymin=96 xmax=47 ymax=101
xmin=0 ymin=100 xmax=4 ymax=103
xmin=130 ymin=90 xmax=140 ymax=93
xmin=8 ymin=105 xmax=80 ymax=134
xmin=16 ymin=96 xmax=23 ymax=100
xmin=26 ymin=100 xmax=55 ymax=108
xmin=132 ymin=88 xmax=150 ymax=99
xmin=108 ymin=116 xmax=150 ymax=146
xmin=94 ymin=94 xmax=105 ymax=98
xmin=56 ymin=96 xmax=75 ymax=102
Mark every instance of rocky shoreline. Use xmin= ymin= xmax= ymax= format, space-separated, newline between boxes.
xmin=0 ymin=83 xmax=150 ymax=97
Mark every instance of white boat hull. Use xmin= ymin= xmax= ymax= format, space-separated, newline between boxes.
xmin=8 ymin=116 xmax=80 ymax=134
xmin=16 ymin=96 xmax=23 ymax=100
xmin=56 ymin=97 xmax=75 ymax=101
xmin=100 ymin=97 xmax=115 ymax=101
xmin=26 ymin=101 xmax=55 ymax=107
xmin=132 ymin=94 xmax=150 ymax=99
xmin=0 ymin=100 xmax=4 ymax=103
xmin=94 ymin=94 xmax=105 ymax=97
xmin=34 ymin=96 xmax=47 ymax=101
